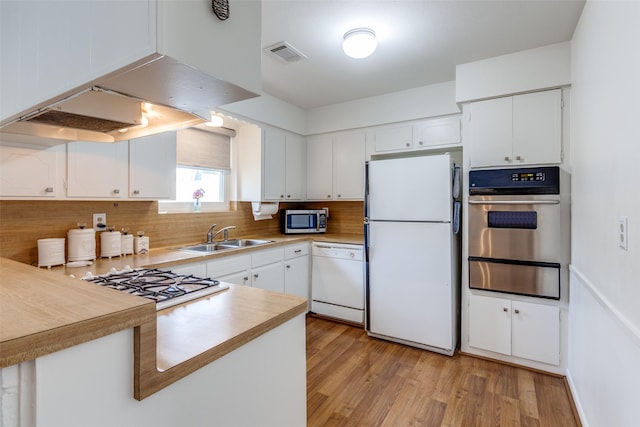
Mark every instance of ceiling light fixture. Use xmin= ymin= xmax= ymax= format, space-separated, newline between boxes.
xmin=342 ymin=28 xmax=377 ymax=59
xmin=205 ymin=113 xmax=224 ymax=127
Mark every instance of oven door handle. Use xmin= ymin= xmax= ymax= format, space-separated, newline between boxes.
xmin=468 ymin=200 xmax=560 ymax=205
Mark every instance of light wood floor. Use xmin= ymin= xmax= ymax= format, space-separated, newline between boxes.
xmin=306 ymin=316 xmax=579 ymax=427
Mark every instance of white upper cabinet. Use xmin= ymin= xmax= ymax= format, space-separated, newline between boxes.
xmin=0 ymin=142 xmax=64 ymax=198
xmin=129 ymin=131 xmax=176 ymax=199
xmin=307 ymin=131 xmax=366 ymax=201
xmin=263 ymin=129 xmax=306 ymax=201
xmin=262 ymin=130 xmax=286 ymax=201
xmin=306 ymin=135 xmax=333 ymax=200
xmin=512 ymin=90 xmax=563 ymax=166
xmin=334 ymin=132 xmax=366 ymax=200
xmin=413 ymin=117 xmax=461 ymax=149
xmin=371 ymin=117 xmax=461 ymax=155
xmin=284 ymin=133 xmax=306 ymax=201
xmin=469 ymin=89 xmax=562 ymax=168
xmin=67 ymin=141 xmax=128 ymax=198
xmin=238 ymin=126 xmax=306 ymax=202
xmin=373 ymin=125 xmax=413 ymax=153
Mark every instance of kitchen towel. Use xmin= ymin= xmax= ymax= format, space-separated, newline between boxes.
xmin=251 ymin=201 xmax=279 ymax=220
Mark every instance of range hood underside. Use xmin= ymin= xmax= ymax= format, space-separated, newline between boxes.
xmin=0 ymin=55 xmax=259 ymax=143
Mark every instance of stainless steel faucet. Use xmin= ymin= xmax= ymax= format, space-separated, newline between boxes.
xmin=206 ymin=224 xmax=218 ymax=243
xmin=209 ymin=225 xmax=237 ymax=242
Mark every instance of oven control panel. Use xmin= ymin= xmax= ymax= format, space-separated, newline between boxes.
xmin=469 ymin=166 xmax=560 ymax=195
xmin=510 ymin=171 xmax=546 ymax=182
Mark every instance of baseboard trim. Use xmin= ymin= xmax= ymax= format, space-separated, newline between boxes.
xmin=565 ymin=368 xmax=587 ymax=427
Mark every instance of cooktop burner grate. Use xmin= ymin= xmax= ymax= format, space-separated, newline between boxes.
xmin=82 ymin=266 xmax=229 ymax=310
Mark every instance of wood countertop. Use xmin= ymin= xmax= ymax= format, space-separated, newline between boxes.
xmin=0 ymin=257 xmax=155 ymax=368
xmin=137 ymin=284 xmax=307 ymax=399
xmin=58 ymin=233 xmax=364 ymax=273
xmin=1 ymin=232 xmax=359 ymax=397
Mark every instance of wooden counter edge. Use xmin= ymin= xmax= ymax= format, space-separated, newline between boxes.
xmin=0 ymin=304 xmax=155 ymax=368
xmin=134 ymin=299 xmax=307 ymax=400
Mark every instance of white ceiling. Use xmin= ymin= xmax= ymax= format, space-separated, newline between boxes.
xmin=261 ymin=0 xmax=585 ymax=109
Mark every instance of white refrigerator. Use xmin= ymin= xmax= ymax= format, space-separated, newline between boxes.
xmin=365 ymin=153 xmax=461 ymax=356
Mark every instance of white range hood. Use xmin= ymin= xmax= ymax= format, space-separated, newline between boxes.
xmin=0 ymin=55 xmax=259 ymax=143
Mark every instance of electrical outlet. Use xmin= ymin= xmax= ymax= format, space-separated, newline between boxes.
xmin=93 ymin=213 xmax=107 ymax=231
xmin=618 ymin=216 xmax=628 ymax=250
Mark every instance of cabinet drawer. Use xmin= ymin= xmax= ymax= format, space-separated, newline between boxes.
xmin=284 ymin=243 xmax=309 ymax=259
xmin=252 ymin=247 xmax=284 ymax=267
xmin=207 ymin=254 xmax=250 ymax=277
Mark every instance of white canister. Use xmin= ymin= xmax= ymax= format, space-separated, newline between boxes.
xmin=134 ymin=235 xmax=149 ymax=254
xmin=121 ymin=234 xmax=134 ymax=255
xmin=37 ymin=238 xmax=66 ymax=268
xmin=67 ymin=228 xmax=96 ymax=261
xmin=101 ymin=230 xmax=122 ymax=258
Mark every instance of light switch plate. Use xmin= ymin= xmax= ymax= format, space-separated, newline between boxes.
xmin=618 ymin=216 xmax=628 ymax=250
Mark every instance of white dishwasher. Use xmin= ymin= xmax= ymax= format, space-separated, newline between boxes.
xmin=311 ymin=242 xmax=364 ymax=324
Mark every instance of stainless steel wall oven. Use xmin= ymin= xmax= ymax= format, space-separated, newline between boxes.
xmin=468 ymin=167 xmax=566 ymax=299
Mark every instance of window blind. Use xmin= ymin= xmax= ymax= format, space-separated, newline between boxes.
xmin=176 ymin=128 xmax=231 ymax=171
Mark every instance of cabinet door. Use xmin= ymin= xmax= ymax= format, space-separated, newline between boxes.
xmin=413 ymin=117 xmax=461 ymax=148
xmin=511 ymin=301 xmax=560 ymax=365
xmin=252 ymin=262 xmax=284 ymax=293
xmin=67 ymin=141 xmax=128 ymax=198
xmin=0 ymin=143 xmax=63 ymax=197
xmin=468 ymin=294 xmax=511 ymax=356
xmin=285 ymin=255 xmax=309 ymax=302
xmin=513 ymin=89 xmax=562 ymax=166
xmin=334 ymin=132 xmax=366 ymax=200
xmin=373 ymin=125 xmax=413 ymax=152
xmin=469 ymin=97 xmax=513 ymax=168
xmin=129 ymin=131 xmax=176 ymax=199
xmin=262 ymin=129 xmax=286 ymax=201
xmin=218 ymin=271 xmax=251 ymax=287
xmin=285 ymin=133 xmax=306 ymax=200
xmin=306 ymin=135 xmax=333 ymax=200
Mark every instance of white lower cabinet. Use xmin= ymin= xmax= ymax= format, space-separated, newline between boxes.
xmin=168 ymin=244 xmax=309 ymax=302
xmin=284 ymin=243 xmax=310 ymax=309
xmin=469 ymin=293 xmax=560 ymax=366
xmin=206 ymin=254 xmax=251 ymax=286
xmin=250 ymin=248 xmax=284 ymax=293
xmin=169 ymin=261 xmax=208 ymax=278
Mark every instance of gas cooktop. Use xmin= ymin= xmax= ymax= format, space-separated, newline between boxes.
xmin=82 ymin=266 xmax=229 ymax=310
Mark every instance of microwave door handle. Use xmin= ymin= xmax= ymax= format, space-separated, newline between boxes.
xmin=468 ymin=200 xmax=560 ymax=205
xmin=316 ymin=213 xmax=320 ymax=231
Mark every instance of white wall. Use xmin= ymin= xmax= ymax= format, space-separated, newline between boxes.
xmin=221 ymin=80 xmax=459 ymax=137
xmin=456 ymin=42 xmax=571 ymax=103
xmin=567 ymin=1 xmax=640 ymax=426
xmin=306 ymin=81 xmax=459 ymax=135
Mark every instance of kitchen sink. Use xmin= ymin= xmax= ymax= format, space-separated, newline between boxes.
xmin=173 ymin=239 xmax=273 ymax=253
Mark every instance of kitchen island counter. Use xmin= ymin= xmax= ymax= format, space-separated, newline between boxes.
xmin=1 ymin=255 xmax=307 ymax=401
xmin=0 ymin=257 xmax=155 ymax=368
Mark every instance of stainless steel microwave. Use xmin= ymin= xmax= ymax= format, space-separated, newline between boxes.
xmin=281 ymin=209 xmax=327 ymax=234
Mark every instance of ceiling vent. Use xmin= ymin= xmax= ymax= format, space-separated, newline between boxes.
xmin=265 ymin=41 xmax=308 ymax=63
